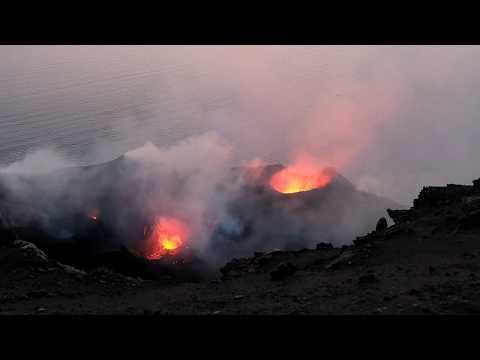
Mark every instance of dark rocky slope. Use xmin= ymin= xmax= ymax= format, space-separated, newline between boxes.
xmin=0 ymin=158 xmax=400 ymax=269
xmin=2 ymin=177 xmax=480 ymax=314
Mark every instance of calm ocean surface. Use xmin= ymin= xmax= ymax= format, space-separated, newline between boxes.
xmin=0 ymin=46 xmax=244 ymax=166
xmin=0 ymin=45 xmax=345 ymax=168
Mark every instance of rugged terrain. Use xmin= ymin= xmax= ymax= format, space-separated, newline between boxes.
xmin=2 ymin=179 xmax=480 ymax=315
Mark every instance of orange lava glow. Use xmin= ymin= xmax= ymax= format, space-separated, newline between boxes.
xmin=270 ymin=155 xmax=333 ymax=194
xmin=144 ymin=217 xmax=189 ymax=260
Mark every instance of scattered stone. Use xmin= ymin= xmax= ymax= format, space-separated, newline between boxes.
xmin=325 ymin=251 xmax=355 ymax=270
xmin=86 ymin=267 xmax=141 ymax=286
xmin=414 ymin=184 xmax=473 ymax=209
xmin=270 ymin=262 xmax=297 ymax=281
xmin=462 ymin=196 xmax=480 ymax=212
xmin=265 ymin=249 xmax=285 ymax=257
xmin=353 ymin=235 xmax=371 ymax=246
xmin=358 ymin=274 xmax=379 ymax=285
xmin=373 ymin=306 xmax=388 ymax=314
xmin=384 ymin=226 xmax=405 ymax=239
xmin=11 ymin=240 xmax=48 ymax=264
xmin=408 ymin=288 xmax=421 ymax=296
xmin=448 ymin=300 xmax=480 ymax=314
xmin=420 ymin=307 xmax=433 ymax=314
xmin=27 ymin=290 xmax=49 ymax=298
xmin=458 ymin=210 xmax=480 ymax=231
xmin=316 ymin=242 xmax=333 ymax=250
xmin=387 ymin=209 xmax=411 ymax=224
xmin=255 ymin=255 xmax=273 ymax=267
xmin=58 ymin=263 xmax=87 ymax=278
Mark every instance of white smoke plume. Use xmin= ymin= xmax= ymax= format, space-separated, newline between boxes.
xmin=1 ymin=46 xmax=480 ymax=266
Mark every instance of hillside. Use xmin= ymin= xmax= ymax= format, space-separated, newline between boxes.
xmin=1 ymin=178 xmax=480 ymax=314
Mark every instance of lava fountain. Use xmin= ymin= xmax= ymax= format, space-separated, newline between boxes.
xmin=144 ymin=216 xmax=189 ymax=260
xmin=270 ymin=154 xmax=333 ymax=194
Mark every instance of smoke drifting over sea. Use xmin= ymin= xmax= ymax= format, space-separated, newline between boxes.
xmin=1 ymin=46 xmax=480 ymax=265
xmin=2 ymin=45 xmax=479 ymax=204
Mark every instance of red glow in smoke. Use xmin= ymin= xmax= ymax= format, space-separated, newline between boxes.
xmin=270 ymin=153 xmax=333 ymax=194
xmin=144 ymin=216 xmax=189 ymax=260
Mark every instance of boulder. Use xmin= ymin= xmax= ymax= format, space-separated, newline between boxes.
xmin=57 ymin=263 xmax=87 ymax=278
xmin=376 ymin=217 xmax=388 ymax=231
xmin=10 ymin=240 xmax=48 ymax=264
xmin=316 ymin=242 xmax=333 ymax=250
xmin=386 ymin=209 xmax=411 ymax=224
xmin=473 ymin=178 xmax=480 ymax=189
xmin=270 ymin=262 xmax=297 ymax=281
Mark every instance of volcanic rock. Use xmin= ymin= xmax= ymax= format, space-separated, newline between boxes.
xmin=4 ymin=158 xmax=480 ymax=314
xmin=27 ymin=290 xmax=50 ymax=298
xmin=358 ymin=274 xmax=379 ymax=285
xmin=57 ymin=263 xmax=87 ymax=278
xmin=408 ymin=288 xmax=421 ymax=296
xmin=353 ymin=232 xmax=378 ymax=246
xmin=210 ymin=163 xmax=400 ymax=261
xmin=7 ymin=240 xmax=49 ymax=265
xmin=376 ymin=217 xmax=388 ymax=231
xmin=413 ymin=184 xmax=479 ymax=209
xmin=87 ymin=246 xmax=149 ymax=278
xmin=324 ymin=251 xmax=355 ymax=270
xmin=458 ymin=210 xmax=480 ymax=230
xmin=461 ymin=196 xmax=480 ymax=212
xmin=384 ymin=225 xmax=406 ymax=239
xmin=316 ymin=242 xmax=333 ymax=250
xmin=473 ymin=178 xmax=480 ymax=189
xmin=86 ymin=267 xmax=141 ymax=287
xmin=270 ymin=262 xmax=297 ymax=281
xmin=386 ymin=209 xmax=411 ymax=225
xmin=220 ymin=258 xmax=252 ymax=279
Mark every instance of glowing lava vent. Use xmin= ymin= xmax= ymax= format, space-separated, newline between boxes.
xmin=270 ymin=156 xmax=333 ymax=194
xmin=144 ymin=216 xmax=189 ymax=260
xmin=88 ymin=209 xmax=99 ymax=221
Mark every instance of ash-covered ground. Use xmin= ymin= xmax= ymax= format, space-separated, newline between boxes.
xmin=2 ymin=176 xmax=480 ymax=314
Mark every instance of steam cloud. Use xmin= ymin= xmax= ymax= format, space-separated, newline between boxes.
xmin=1 ymin=45 xmax=480 ymax=264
